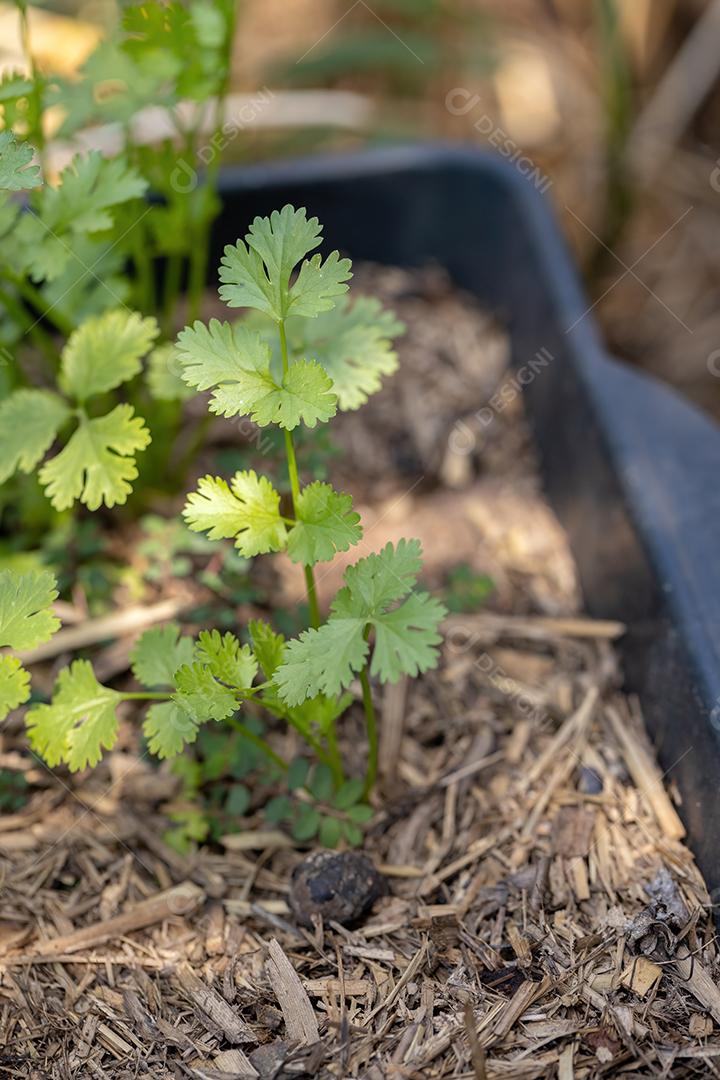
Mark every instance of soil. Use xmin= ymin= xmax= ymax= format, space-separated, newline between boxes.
xmin=1 ymin=268 xmax=718 ymax=1079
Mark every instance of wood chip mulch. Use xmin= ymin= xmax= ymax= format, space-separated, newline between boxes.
xmin=1 ymin=268 xmax=719 ymax=1078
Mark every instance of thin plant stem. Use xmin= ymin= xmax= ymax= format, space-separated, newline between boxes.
xmin=324 ymin=723 xmax=345 ymax=787
xmin=225 ymin=715 xmax=288 ymax=771
xmin=278 ymin=319 xmax=321 ymax=629
xmin=10 ymin=277 xmax=74 ymax=338
xmin=18 ymin=2 xmax=46 ymax=179
xmin=360 ymin=630 xmax=378 ymax=797
xmin=162 ymin=252 xmax=183 ymax=335
xmin=186 ymin=5 xmax=237 ymax=321
xmin=121 ymin=691 xmax=172 ymax=701
xmin=0 ymin=285 xmax=60 ymax=367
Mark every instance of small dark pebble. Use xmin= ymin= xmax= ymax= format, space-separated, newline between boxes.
xmin=578 ymin=766 xmax=603 ymax=795
xmin=289 ymin=850 xmax=387 ymax=927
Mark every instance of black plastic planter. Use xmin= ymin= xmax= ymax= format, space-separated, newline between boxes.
xmin=210 ymin=145 xmax=720 ymax=900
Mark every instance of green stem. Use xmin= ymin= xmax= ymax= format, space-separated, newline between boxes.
xmin=162 ymin=252 xmax=183 ymax=335
xmin=131 ymin=223 xmax=154 ymax=315
xmin=279 ymin=319 xmax=321 ymax=629
xmin=11 ymin=277 xmax=74 ymax=338
xmin=360 ymin=631 xmax=378 ymax=797
xmin=18 ymin=3 xmax=46 ymax=179
xmin=325 ymin=723 xmax=344 ymax=787
xmin=121 ymin=691 xmax=171 ymax=701
xmin=0 ymin=284 xmax=60 ymax=367
xmin=186 ymin=6 xmax=237 ymax=322
xmin=226 ymin=715 xmax=288 ymax=771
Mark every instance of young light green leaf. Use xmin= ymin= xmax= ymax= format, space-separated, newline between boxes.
xmin=177 ymin=320 xmax=336 ymax=429
xmin=275 ymin=542 xmax=446 ymax=705
xmin=0 ymin=131 xmax=41 ymax=191
xmin=26 ymin=660 xmax=121 ymax=770
xmin=195 ymin=630 xmax=258 ymax=690
xmin=272 ymin=359 xmax=336 ymax=430
xmin=130 ymin=623 xmax=194 ymax=689
xmin=0 ymin=656 xmax=30 ymax=721
xmin=248 ymin=620 xmax=285 ymax=679
xmin=218 ymin=205 xmax=351 ymax=321
xmin=60 ymin=309 xmax=159 ymax=401
xmin=183 ymin=471 xmax=287 ymax=556
xmin=42 ymin=151 xmax=147 ymax=235
xmin=39 ymin=404 xmax=151 ymax=510
xmin=173 ymin=662 xmax=237 ymax=723
xmin=274 ymin=619 xmax=368 ymax=707
xmin=370 ymin=591 xmax=447 ymax=683
xmin=176 ymin=320 xmax=272 ymax=414
xmin=0 ymin=389 xmax=70 ymax=484
xmin=146 ymin=343 xmax=194 ymax=401
xmin=287 ymin=482 xmax=362 ymax=566
xmin=15 ymin=152 xmax=147 ymax=282
xmin=287 ymin=295 xmax=403 ymax=410
xmin=143 ymin=701 xmax=199 ymax=759
xmin=333 ymin=538 xmax=424 ymax=616
xmin=0 ymin=569 xmax=59 ymax=650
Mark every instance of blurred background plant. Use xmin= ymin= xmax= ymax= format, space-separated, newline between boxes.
xmin=2 ymin=0 xmax=720 ymax=593
xmin=3 ymin=0 xmax=717 ymax=417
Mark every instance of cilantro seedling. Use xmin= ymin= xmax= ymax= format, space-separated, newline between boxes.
xmin=24 ymin=207 xmax=446 ymax=846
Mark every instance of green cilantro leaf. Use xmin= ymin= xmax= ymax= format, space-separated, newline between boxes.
xmin=274 ymin=359 xmax=336 ymax=429
xmin=0 ymin=569 xmax=59 ymax=650
xmin=26 ymin=660 xmax=121 ymax=770
xmin=183 ymin=471 xmax=287 ymax=556
xmin=143 ymin=701 xmax=198 ymax=759
xmin=287 ymin=482 xmax=362 ymax=566
xmin=42 ymin=151 xmax=147 ymax=235
xmin=0 ymin=656 xmax=30 ymax=721
xmin=274 ymin=619 xmax=369 ymax=706
xmin=248 ymin=620 xmax=285 ymax=679
xmin=194 ymin=630 xmax=258 ymax=689
xmin=218 ymin=205 xmax=352 ymax=321
xmin=15 ymin=152 xmax=147 ymax=282
xmin=334 ymin=538 xmax=424 ymax=614
xmin=275 ymin=541 xmax=446 ymax=705
xmin=130 ymin=623 xmax=194 ymax=688
xmin=0 ymin=389 xmax=70 ymax=485
xmin=146 ymin=343 xmax=194 ymax=401
xmin=287 ymin=295 xmax=403 ymax=410
xmin=39 ymin=403 xmax=151 ymax=510
xmin=177 ymin=320 xmax=337 ymax=429
xmin=173 ymin=662 xmax=237 ymax=723
xmin=60 ymin=309 xmax=159 ymax=402
xmin=0 ymin=131 xmax=41 ymax=191
xmin=370 ymin=591 xmax=447 ymax=682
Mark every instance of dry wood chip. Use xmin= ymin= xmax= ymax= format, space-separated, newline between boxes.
xmin=605 ymin=705 xmax=686 ymax=839
xmin=213 ymin=1048 xmax=259 ymax=1077
xmin=675 ymin=944 xmax=720 ymax=1025
xmin=265 ymin=938 xmax=319 ymax=1046
xmin=21 ymin=880 xmax=204 ymax=957
xmin=620 ymin=955 xmax=663 ymax=997
xmin=552 ymin=807 xmax=596 ymax=857
xmin=174 ymin=962 xmax=256 ymax=1044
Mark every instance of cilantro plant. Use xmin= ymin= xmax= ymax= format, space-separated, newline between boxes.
xmin=22 ymin=206 xmax=446 ymax=845
xmin=0 ymin=2 xmax=240 ymax=518
xmin=0 ymin=569 xmax=59 ymax=723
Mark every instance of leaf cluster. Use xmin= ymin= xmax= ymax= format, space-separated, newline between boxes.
xmin=0 ymin=310 xmax=157 ymax=509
